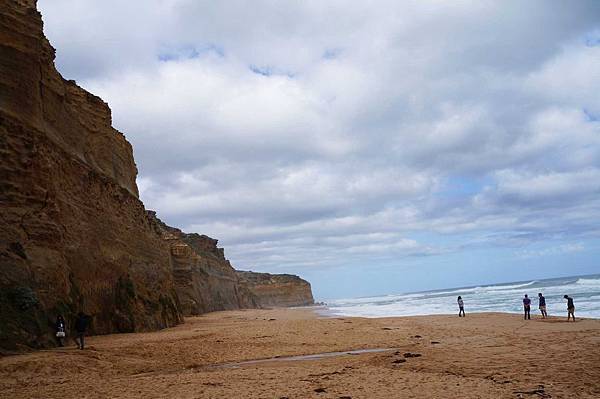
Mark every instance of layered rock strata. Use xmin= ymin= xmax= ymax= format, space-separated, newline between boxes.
xmin=0 ymin=0 xmax=314 ymax=352
xmin=0 ymin=0 xmax=181 ymax=351
xmin=236 ymin=271 xmax=314 ymax=308
xmin=148 ymin=213 xmax=314 ymax=313
xmin=147 ymin=212 xmax=258 ymax=315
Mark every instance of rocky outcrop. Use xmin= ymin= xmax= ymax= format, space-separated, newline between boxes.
xmin=236 ymin=271 xmax=314 ymax=308
xmin=147 ymin=212 xmax=258 ymax=315
xmin=0 ymin=0 xmax=181 ymax=351
xmin=148 ymin=212 xmax=314 ymax=313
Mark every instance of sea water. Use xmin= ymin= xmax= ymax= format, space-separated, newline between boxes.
xmin=326 ymin=274 xmax=600 ymax=319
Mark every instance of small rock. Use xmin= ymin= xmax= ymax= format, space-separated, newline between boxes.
xmin=413 ymin=335 xmax=422 ymax=338
xmin=392 ymin=359 xmax=406 ymax=364
xmin=403 ymin=352 xmax=422 ymax=358
xmin=314 ymin=388 xmax=327 ymax=393
xmin=431 ymin=341 xmax=440 ymax=344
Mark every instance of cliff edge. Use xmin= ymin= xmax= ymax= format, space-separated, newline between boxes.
xmin=237 ymin=271 xmax=314 ymax=308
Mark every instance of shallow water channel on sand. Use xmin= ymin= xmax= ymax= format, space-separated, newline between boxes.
xmin=215 ymin=348 xmax=397 ymax=368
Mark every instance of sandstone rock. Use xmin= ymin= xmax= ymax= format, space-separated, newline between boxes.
xmin=147 ymin=212 xmax=259 ymax=315
xmin=147 ymin=212 xmax=314 ymax=314
xmin=236 ymin=271 xmax=314 ymax=308
xmin=0 ymin=0 xmax=181 ymax=351
xmin=0 ymin=0 xmax=315 ymax=351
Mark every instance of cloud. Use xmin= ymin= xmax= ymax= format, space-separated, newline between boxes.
xmin=38 ymin=0 xmax=600 ymax=278
xmin=517 ymin=242 xmax=585 ymax=259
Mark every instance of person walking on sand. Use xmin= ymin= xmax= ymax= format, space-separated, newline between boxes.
xmin=457 ymin=296 xmax=465 ymax=317
xmin=74 ymin=312 xmax=90 ymax=349
xmin=564 ymin=295 xmax=575 ymax=321
xmin=538 ymin=293 xmax=548 ymax=319
xmin=523 ymin=294 xmax=531 ymax=320
xmin=55 ymin=315 xmax=66 ymax=347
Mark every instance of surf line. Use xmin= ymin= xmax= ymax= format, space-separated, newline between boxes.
xmin=212 ymin=348 xmax=397 ymax=369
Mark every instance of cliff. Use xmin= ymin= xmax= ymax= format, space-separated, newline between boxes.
xmin=0 ymin=0 xmax=314 ymax=352
xmin=147 ymin=212 xmax=258 ymax=315
xmin=147 ymin=212 xmax=313 ymax=313
xmin=0 ymin=0 xmax=181 ymax=351
xmin=236 ymin=271 xmax=314 ymax=308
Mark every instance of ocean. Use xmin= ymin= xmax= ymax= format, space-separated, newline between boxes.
xmin=326 ymin=274 xmax=600 ymax=319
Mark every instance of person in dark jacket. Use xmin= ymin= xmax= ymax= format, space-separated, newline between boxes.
xmin=74 ymin=312 xmax=90 ymax=349
xmin=55 ymin=315 xmax=66 ymax=347
xmin=564 ymin=295 xmax=575 ymax=321
xmin=523 ymin=294 xmax=531 ymax=320
xmin=538 ymin=293 xmax=548 ymax=318
xmin=457 ymin=296 xmax=465 ymax=317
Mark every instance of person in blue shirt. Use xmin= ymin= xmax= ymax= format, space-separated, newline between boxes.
xmin=523 ymin=294 xmax=531 ymax=320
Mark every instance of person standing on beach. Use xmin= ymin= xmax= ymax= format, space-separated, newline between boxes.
xmin=457 ymin=296 xmax=465 ymax=317
xmin=564 ymin=295 xmax=575 ymax=321
xmin=538 ymin=293 xmax=548 ymax=318
xmin=523 ymin=294 xmax=531 ymax=320
xmin=55 ymin=315 xmax=66 ymax=347
xmin=74 ymin=312 xmax=90 ymax=349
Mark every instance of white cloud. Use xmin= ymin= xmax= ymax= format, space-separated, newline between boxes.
xmin=526 ymin=44 xmax=600 ymax=114
xmin=38 ymin=0 xmax=600 ymax=273
xmin=517 ymin=242 xmax=585 ymax=259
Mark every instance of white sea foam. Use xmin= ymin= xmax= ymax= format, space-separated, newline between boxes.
xmin=575 ymin=278 xmax=600 ymax=286
xmin=326 ymin=275 xmax=600 ymax=319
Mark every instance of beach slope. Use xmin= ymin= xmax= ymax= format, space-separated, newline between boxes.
xmin=1 ymin=309 xmax=599 ymax=398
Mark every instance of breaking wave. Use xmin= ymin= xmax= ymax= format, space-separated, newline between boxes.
xmin=326 ymin=274 xmax=600 ymax=319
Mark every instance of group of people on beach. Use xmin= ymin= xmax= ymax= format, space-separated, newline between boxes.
xmin=457 ymin=293 xmax=576 ymax=321
xmin=51 ymin=295 xmax=578 ymax=349
xmin=54 ymin=312 xmax=91 ymax=349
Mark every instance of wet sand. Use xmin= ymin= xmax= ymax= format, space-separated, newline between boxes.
xmin=1 ymin=308 xmax=599 ymax=398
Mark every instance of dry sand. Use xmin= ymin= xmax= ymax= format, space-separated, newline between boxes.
xmin=1 ymin=308 xmax=599 ymax=398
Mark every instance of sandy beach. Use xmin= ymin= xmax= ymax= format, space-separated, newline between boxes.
xmin=1 ymin=308 xmax=599 ymax=398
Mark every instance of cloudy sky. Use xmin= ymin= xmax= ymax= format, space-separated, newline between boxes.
xmin=39 ymin=0 xmax=600 ymax=299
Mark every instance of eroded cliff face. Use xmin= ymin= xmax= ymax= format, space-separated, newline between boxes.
xmin=237 ymin=271 xmax=314 ymax=308
xmin=0 ymin=0 xmax=181 ymax=351
xmin=147 ymin=212 xmax=258 ymax=315
xmin=147 ymin=213 xmax=314 ymax=313
xmin=0 ymin=0 xmax=314 ymax=352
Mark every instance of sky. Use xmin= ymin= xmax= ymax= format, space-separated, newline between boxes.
xmin=38 ymin=0 xmax=600 ymax=300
